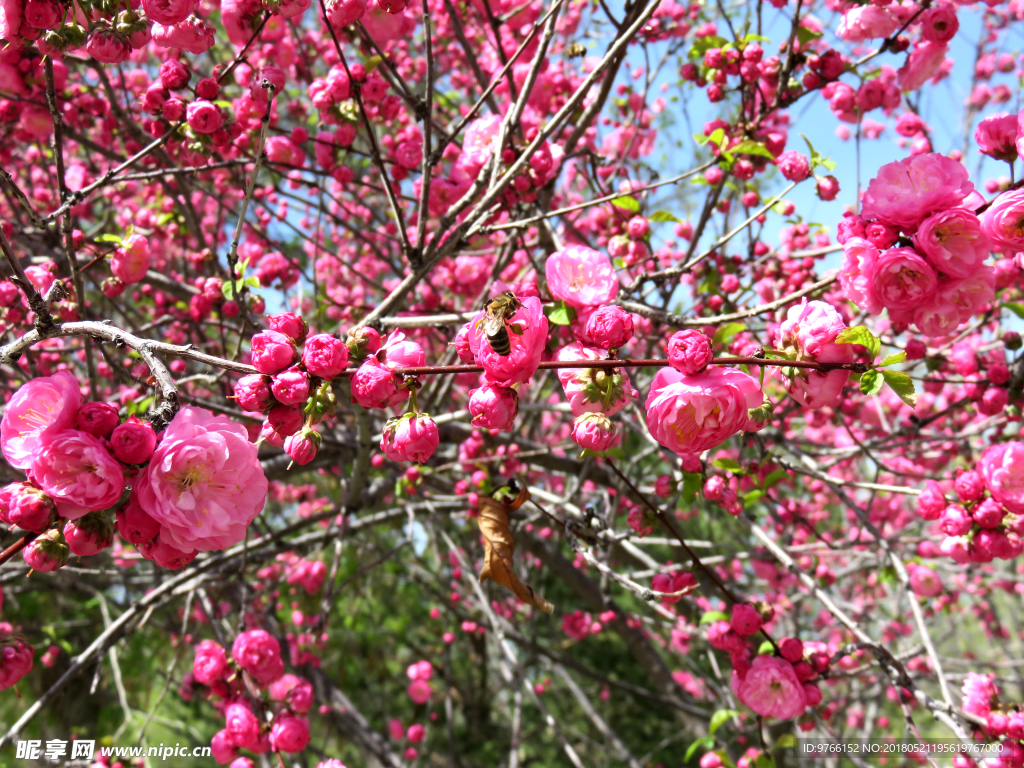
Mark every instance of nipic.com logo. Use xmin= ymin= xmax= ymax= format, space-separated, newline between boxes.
xmin=14 ymin=739 xmax=213 ymax=761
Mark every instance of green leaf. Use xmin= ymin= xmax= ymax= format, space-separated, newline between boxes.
xmin=859 ymin=368 xmax=883 ymax=396
xmin=775 ymin=734 xmax=797 ymax=750
xmin=795 ymin=26 xmax=823 ymax=45
xmin=882 ymin=369 xmax=917 ymax=408
xmin=544 ymin=300 xmax=576 ymax=326
xmin=800 ymin=132 xmax=837 ymax=173
xmin=699 ymin=610 xmax=730 ymax=625
xmin=688 ymin=35 xmax=728 ymax=60
xmin=1003 ymin=302 xmax=1024 ymax=320
xmin=709 ymin=709 xmax=739 ymax=735
xmin=728 ymin=140 xmax=775 ymax=160
xmin=742 ymin=33 xmax=770 ymax=43
xmin=693 ymin=127 xmax=726 ymax=150
xmin=684 ymin=736 xmax=715 ymax=763
xmin=711 ymin=458 xmax=743 ymax=472
xmin=649 ymin=209 xmax=683 ymax=223
xmin=879 ymin=351 xmax=906 ymax=367
xmin=753 ymin=754 xmax=776 ymax=768
xmin=610 ymin=196 xmax=640 ymax=212
xmin=364 ymin=55 xmax=383 ymax=72
xmin=757 ymin=640 xmax=775 ymax=654
xmin=743 ymin=489 xmax=763 ymax=507
xmin=835 ymin=325 xmax=880 ymax=359
xmin=681 ymin=472 xmax=702 ymax=504
xmin=761 ymin=468 xmax=787 ymax=489
xmin=713 ymin=322 xmax=746 ymax=347
xmin=95 ymin=233 xmax=123 ymax=245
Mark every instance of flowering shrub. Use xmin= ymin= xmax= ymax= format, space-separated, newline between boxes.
xmin=1 ymin=0 xmax=1024 ymax=761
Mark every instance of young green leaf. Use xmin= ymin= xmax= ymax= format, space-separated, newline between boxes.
xmin=835 ymin=326 xmax=881 ymax=359
xmin=711 ymin=458 xmax=743 ymax=472
xmin=709 ymin=709 xmax=739 ymax=735
xmin=649 ymin=209 xmax=683 ymax=223
xmin=610 ymin=196 xmax=640 ymax=212
xmin=859 ymin=368 xmax=883 ymax=396
xmin=881 ymin=369 xmax=917 ymax=408
xmin=681 ymin=472 xmax=702 ymax=504
xmin=879 ymin=351 xmax=906 ymax=367
xmin=1002 ymin=302 xmax=1024 ymax=320
xmin=544 ymin=300 xmax=576 ymax=325
xmin=713 ymin=322 xmax=746 ymax=347
xmin=728 ymin=140 xmax=775 ymax=160
xmin=699 ymin=610 xmax=730 ymax=625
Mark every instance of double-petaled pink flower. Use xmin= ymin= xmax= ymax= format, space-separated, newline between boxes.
xmin=545 ymin=246 xmax=619 ymax=308
xmin=1 ymin=370 xmax=81 ymax=470
xmin=467 ymin=296 xmax=548 ymax=387
xmin=860 ymin=153 xmax=974 ymax=232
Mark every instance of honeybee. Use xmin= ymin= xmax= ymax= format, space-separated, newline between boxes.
xmin=565 ymin=42 xmax=587 ymax=58
xmin=478 ymin=291 xmax=522 ymax=356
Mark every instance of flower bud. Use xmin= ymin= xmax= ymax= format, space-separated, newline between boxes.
xmin=380 ymin=413 xmax=439 ymax=464
xmin=584 ymin=306 xmax=634 ymax=350
xmin=302 ymin=334 xmax=350 ymax=379
xmin=468 ymin=384 xmax=518 ymax=431
xmin=116 ymin=497 xmax=161 ymax=544
xmin=271 ymin=366 xmax=311 ymax=406
xmin=250 ymin=330 xmax=299 ymax=375
xmin=571 ymin=412 xmax=618 ymax=453
xmin=234 ymin=374 xmax=274 ymax=413
xmin=666 ymin=330 xmax=713 ymax=375
xmin=284 ymin=426 xmax=321 ymax=466
xmin=8 ymin=484 xmax=57 ymax=533
xmin=23 ymin=528 xmax=69 ymax=572
xmin=346 ymin=326 xmax=381 ymax=362
xmin=64 ymin=511 xmax=115 ymax=556
xmin=110 ymin=416 xmax=158 ymax=464
xmin=267 ymin=312 xmax=308 ymax=345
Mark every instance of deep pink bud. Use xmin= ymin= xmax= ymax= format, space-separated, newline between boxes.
xmin=23 ymin=528 xmax=69 ymax=572
xmin=666 ymin=330 xmax=713 ymax=375
xmin=284 ymin=427 xmax=321 ymax=466
xmin=585 ymin=306 xmax=634 ymax=350
xmin=234 ymin=374 xmax=274 ymax=413
xmin=76 ymin=401 xmax=121 ymax=438
xmin=380 ymin=413 xmax=439 ymax=464
xmin=955 ymin=470 xmax=985 ymax=502
xmin=251 ymin=331 xmax=299 ymax=375
xmin=116 ymin=497 xmax=161 ymax=545
xmin=730 ymin=604 xmax=763 ymax=636
xmin=63 ymin=511 xmax=115 ymax=556
xmin=468 ymin=385 xmax=518 ymax=431
xmin=779 ymin=637 xmax=804 ymax=663
xmin=271 ymin=366 xmax=311 ymax=406
xmin=110 ymin=416 xmax=158 ymax=464
xmin=302 ymin=334 xmax=350 ymax=379
xmin=267 ymin=312 xmax=308 ymax=344
xmin=571 ymin=412 xmax=618 ymax=452
xmin=7 ymin=484 xmax=57 ymax=533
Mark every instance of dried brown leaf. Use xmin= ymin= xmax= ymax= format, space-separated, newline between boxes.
xmin=477 ymin=496 xmax=554 ymax=614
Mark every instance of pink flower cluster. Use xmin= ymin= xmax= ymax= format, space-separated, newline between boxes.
xmin=838 ymin=153 xmax=995 ymax=337
xmin=917 ymin=442 xmax=1024 ymax=565
xmin=241 ymin=312 xmax=353 ymax=465
xmin=710 ymin=604 xmax=827 ymax=720
xmin=555 ymin=342 xmax=638 ymax=453
xmin=192 ymin=631 xmax=313 ymax=763
xmin=773 ymin=299 xmax=854 ymax=409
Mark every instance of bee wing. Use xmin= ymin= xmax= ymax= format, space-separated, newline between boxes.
xmin=481 ymin=314 xmax=505 ymax=336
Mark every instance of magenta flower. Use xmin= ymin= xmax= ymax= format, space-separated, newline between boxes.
xmin=267 ymin=312 xmax=309 ymax=344
xmin=151 ymin=17 xmax=216 ymax=54
xmin=186 ymin=100 xmax=224 ymax=135
xmin=731 ymin=655 xmax=807 ymax=720
xmin=666 ymin=330 xmax=713 ymax=375
xmin=584 ymin=305 xmax=634 ymax=350
xmin=571 ymin=412 xmax=618 ymax=452
xmin=978 ymin=441 xmax=1024 ymax=515
xmin=232 ymin=629 xmax=285 ymax=686
xmin=981 ymin=188 xmax=1024 ymax=255
xmin=775 ymin=151 xmax=810 ymax=181
xmin=645 ymin=367 xmax=764 ymax=457
xmin=381 ymin=330 xmax=427 ymax=369
xmin=225 ymin=701 xmax=260 ymax=749
xmin=913 ymin=209 xmax=991 ymax=277
xmin=866 ymin=247 xmax=937 ymax=311
xmin=975 ymin=113 xmax=1018 ymax=163
xmin=302 ymin=334 xmax=350 ymax=379
xmin=836 ymin=5 xmax=897 ymax=41
xmin=468 ymin=384 xmax=518 ymax=431
xmin=908 ymin=564 xmax=943 ymax=597
xmin=380 ymin=413 xmax=439 ymax=464
xmin=776 ymin=299 xmax=854 ymax=409
xmin=6 ymin=484 xmax=56 ymax=533
xmin=0 ymin=632 xmax=34 ymax=691
xmin=63 ymin=513 xmax=115 ymax=557
xmin=138 ymin=533 xmax=198 ymax=570
xmin=110 ymin=416 xmax=158 ymax=465
xmin=860 ymin=153 xmax=974 ymax=231
xmin=142 ymin=0 xmax=195 ymax=23
xmin=192 ymin=640 xmax=228 ymax=685
xmin=116 ymin=496 xmax=161 ymax=544
xmin=135 ymin=407 xmax=268 ymax=552
xmin=86 ymin=27 xmax=131 ymax=64
xmin=233 ymin=374 xmax=274 ymax=413
xmin=270 ymin=713 xmax=310 ymax=753
xmin=31 ymin=430 xmax=125 ymax=519
xmin=897 ymin=41 xmax=949 ymax=93
xmin=545 ymin=245 xmax=619 ymax=308
xmin=350 ymin=357 xmax=406 ymax=409
xmin=467 ymin=296 xmax=548 ymax=386
xmin=250 ymin=330 xmax=299 ymax=375
xmin=271 ymin=366 xmax=311 ymax=406
xmin=555 ymin=343 xmax=636 ymax=417
xmin=1 ymin=370 xmax=82 ymax=470
xmin=23 ymin=528 xmax=69 ymax=572
xmin=76 ymin=401 xmax=121 ymax=439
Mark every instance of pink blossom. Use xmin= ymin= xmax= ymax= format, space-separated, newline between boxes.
xmin=776 ymin=299 xmax=854 ymax=409
xmin=193 ymin=640 xmax=228 ymax=685
xmin=381 ymin=331 xmax=426 ymax=369
xmin=584 ymin=305 xmax=634 ymax=349
xmin=937 ymin=266 xmax=995 ymax=320
xmin=1 ymin=370 xmax=82 ymax=470
xmin=836 ymin=5 xmax=897 ymax=41
xmin=555 ymin=343 xmax=636 ymax=417
xmin=270 ymin=713 xmax=310 ymax=752
xmin=142 ymin=0 xmax=196 ymax=24
xmin=135 ymin=407 xmax=268 ymax=552
xmin=838 ymin=237 xmax=881 ymax=313
xmin=23 ymin=528 xmax=69 ymax=572
xmin=867 ymin=247 xmax=937 ymax=311
xmin=350 ymin=357 xmax=407 ymax=409
xmin=211 ymin=730 xmax=238 ymax=765
xmin=645 ymin=367 xmax=765 ymax=457
xmin=268 ymin=312 xmax=308 ymax=344
xmin=110 ymin=416 xmax=157 ymax=464
xmin=63 ymin=512 xmax=114 ymax=556
xmin=978 ymin=441 xmax=1024 ymax=514
xmin=380 ymin=413 xmax=439 ymax=464
xmin=981 ymin=189 xmax=1024 ymax=255
xmin=186 ymin=100 xmax=224 ymax=135
xmin=961 ymin=672 xmax=998 ymax=719
xmin=151 ymin=17 xmax=216 ymax=54
xmin=913 ymin=209 xmax=991 ymax=277
xmin=408 ymin=679 xmax=432 ymax=703
xmin=457 ymin=114 xmax=502 ymax=175
xmin=571 ymin=412 xmax=618 ymax=452
xmin=225 ymin=701 xmax=260 ymax=749
xmin=232 ymin=629 xmax=285 ymax=686
xmin=250 ymin=330 xmax=299 ymax=375
xmin=732 ymin=655 xmax=807 ymax=720
xmin=897 ymin=41 xmax=949 ymax=93
xmin=76 ymin=401 xmax=121 ymax=439
xmin=467 ymin=296 xmax=548 ymax=386
xmin=545 ymin=245 xmax=619 ymax=308
xmin=270 ymin=673 xmax=314 ymax=713
xmin=776 ymin=151 xmax=810 ymax=181
xmin=0 ymin=633 xmax=33 ymax=690
xmin=87 ymin=28 xmax=131 ymax=63
xmin=860 ymin=153 xmax=974 ymax=231
xmin=284 ymin=428 xmax=320 ymax=466
xmin=138 ymin=534 xmax=198 ymax=570
xmin=0 ymin=0 xmax=23 ymax=41
xmin=908 ymin=564 xmax=943 ymax=597
xmin=302 ymin=334 xmax=350 ymax=379
xmin=271 ymin=366 xmax=311 ymax=406
xmin=234 ymin=375 xmax=273 ymax=413
xmin=666 ymin=330 xmax=713 ymax=375
xmin=116 ymin=496 xmax=161 ymax=544
xmin=31 ymin=430 xmax=125 ymax=519
xmin=326 ymin=0 xmax=366 ymax=26
xmin=919 ymin=5 xmax=958 ymax=44
xmin=975 ymin=113 xmax=1018 ymax=163
xmin=7 ymin=484 xmax=56 ymax=533
xmin=468 ymin=384 xmax=518 ymax=431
